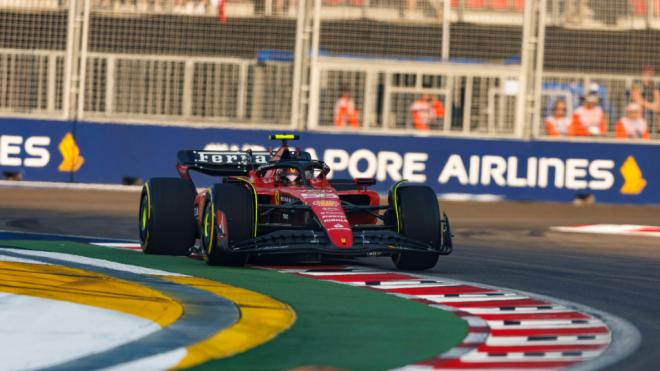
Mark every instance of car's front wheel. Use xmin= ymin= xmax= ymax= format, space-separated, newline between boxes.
xmin=389 ymin=183 xmax=441 ymax=270
xmin=200 ymin=182 xmax=254 ymax=266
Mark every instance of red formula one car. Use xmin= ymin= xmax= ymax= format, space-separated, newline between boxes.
xmin=138 ymin=134 xmax=452 ymax=270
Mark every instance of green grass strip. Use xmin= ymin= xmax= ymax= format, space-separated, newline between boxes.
xmin=1 ymin=240 xmax=467 ymax=371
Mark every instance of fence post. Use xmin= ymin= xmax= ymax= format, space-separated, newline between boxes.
xmin=106 ymin=56 xmax=115 ymax=114
xmin=516 ymin=0 xmax=545 ymax=138
xmin=306 ymin=0 xmax=322 ymax=130
xmin=442 ymin=0 xmax=450 ymax=62
xmin=531 ymin=0 xmax=547 ymax=138
xmin=47 ymin=53 xmax=57 ymax=113
xmin=515 ymin=0 xmax=532 ymax=138
xmin=290 ymin=0 xmax=307 ymax=129
xmin=77 ymin=0 xmax=91 ymax=121
xmin=62 ymin=0 xmax=80 ymax=120
xmin=182 ymin=59 xmax=194 ymax=118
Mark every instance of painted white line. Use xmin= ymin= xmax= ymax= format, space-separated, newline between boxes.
xmin=0 ymin=248 xmax=188 ymax=277
xmin=551 ymin=224 xmax=660 ymax=238
xmin=297 ymin=270 xmax=393 ymax=276
xmin=487 ymin=320 xmax=601 ymax=328
xmin=463 ymin=332 xmax=490 ymax=344
xmin=463 ymin=307 xmax=569 ymax=314
xmin=100 ymin=348 xmax=187 ymax=371
xmin=462 ymin=316 xmax=486 ymax=327
xmin=0 ymin=293 xmax=160 ymax=370
xmin=408 ymin=368 xmax=561 ymax=371
xmin=486 ymin=335 xmax=612 ymax=346
xmin=439 ymin=193 xmax=505 ymax=202
xmin=462 ymin=350 xmax=603 ymax=361
xmin=422 ymin=294 xmax=527 ymax=303
xmin=0 ymin=180 xmax=142 ymax=192
xmin=349 ymin=280 xmax=448 ymax=287
xmin=449 ymin=369 xmax=561 ymax=371
xmin=90 ymin=243 xmax=142 ymax=250
xmin=440 ymin=346 xmax=476 ymax=358
xmin=0 ymin=254 xmax=50 ymax=265
xmin=368 ymin=282 xmax=460 ymax=289
xmin=487 ymin=321 xmax=606 ymax=329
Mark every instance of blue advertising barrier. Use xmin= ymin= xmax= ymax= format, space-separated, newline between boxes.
xmin=1 ymin=118 xmax=658 ymax=204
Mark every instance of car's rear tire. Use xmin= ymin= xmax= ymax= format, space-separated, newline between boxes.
xmin=139 ymin=178 xmax=196 ymax=255
xmin=201 ymin=183 xmax=253 ymax=266
xmin=389 ymin=183 xmax=441 ymax=270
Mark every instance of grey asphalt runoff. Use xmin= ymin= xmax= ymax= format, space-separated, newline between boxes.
xmin=1 ymin=187 xmax=659 ymax=371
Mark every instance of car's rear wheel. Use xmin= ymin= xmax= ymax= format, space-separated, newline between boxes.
xmin=139 ymin=178 xmax=196 ymax=255
xmin=389 ymin=183 xmax=441 ymax=270
xmin=201 ymin=183 xmax=253 ymax=266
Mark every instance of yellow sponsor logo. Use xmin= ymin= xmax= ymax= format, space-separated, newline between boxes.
xmin=312 ymin=200 xmax=340 ymax=207
xmin=58 ymin=132 xmax=85 ymax=172
xmin=619 ymin=155 xmax=647 ymax=195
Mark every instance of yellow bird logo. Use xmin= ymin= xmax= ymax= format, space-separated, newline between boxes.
xmin=619 ymin=156 xmax=646 ymax=195
xmin=58 ymin=132 xmax=85 ymax=172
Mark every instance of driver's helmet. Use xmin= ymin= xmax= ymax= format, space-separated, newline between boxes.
xmin=279 ymin=168 xmax=301 ymax=185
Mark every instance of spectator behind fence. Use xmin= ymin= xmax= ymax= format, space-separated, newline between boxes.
xmin=616 ymin=103 xmax=649 ymax=139
xmin=334 ymin=89 xmax=360 ymax=128
xmin=568 ymin=94 xmax=606 ymax=136
xmin=630 ymin=64 xmax=660 ymax=133
xmin=544 ymin=100 xmax=570 ymax=136
xmin=410 ymin=94 xmax=444 ymax=131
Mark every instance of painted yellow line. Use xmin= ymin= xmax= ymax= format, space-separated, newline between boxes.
xmin=0 ymin=261 xmax=182 ymax=327
xmin=162 ymin=276 xmax=296 ymax=369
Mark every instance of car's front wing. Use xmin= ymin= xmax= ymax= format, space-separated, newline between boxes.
xmin=230 ymin=227 xmax=452 ymax=258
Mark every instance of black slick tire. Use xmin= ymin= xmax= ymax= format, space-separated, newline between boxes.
xmin=201 ymin=183 xmax=253 ymax=266
xmin=390 ymin=184 xmax=441 ymax=270
xmin=139 ymin=178 xmax=196 ymax=255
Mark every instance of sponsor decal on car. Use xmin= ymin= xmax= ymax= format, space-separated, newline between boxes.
xmin=275 ymin=192 xmax=296 ymax=204
xmin=312 ymin=200 xmax=340 ymax=207
xmin=301 ymin=193 xmax=340 ymax=199
xmin=193 ymin=151 xmax=270 ymax=165
xmin=321 ymin=218 xmax=348 ymax=222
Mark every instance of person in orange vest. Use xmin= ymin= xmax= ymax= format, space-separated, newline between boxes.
xmin=334 ymin=89 xmax=360 ymax=128
xmin=410 ymin=94 xmax=445 ymax=131
xmin=568 ymin=94 xmax=607 ymax=136
xmin=544 ymin=99 xmax=570 ymax=136
xmin=615 ymin=103 xmax=649 ymax=139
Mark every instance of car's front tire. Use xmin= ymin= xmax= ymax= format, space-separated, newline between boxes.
xmin=139 ymin=178 xmax=196 ymax=255
xmin=389 ymin=183 xmax=441 ymax=270
xmin=201 ymin=182 xmax=253 ymax=266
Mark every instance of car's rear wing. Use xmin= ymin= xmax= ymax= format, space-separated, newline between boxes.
xmin=177 ymin=150 xmax=272 ymax=176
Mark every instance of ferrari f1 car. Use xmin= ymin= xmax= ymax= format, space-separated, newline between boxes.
xmin=138 ymin=134 xmax=453 ymax=270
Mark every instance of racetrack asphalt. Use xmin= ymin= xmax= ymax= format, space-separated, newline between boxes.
xmin=1 ymin=187 xmax=659 ymax=370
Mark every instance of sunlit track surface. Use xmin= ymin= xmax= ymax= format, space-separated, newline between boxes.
xmin=264 ymin=265 xmax=629 ymax=371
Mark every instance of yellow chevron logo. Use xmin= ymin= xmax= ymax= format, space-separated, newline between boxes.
xmin=58 ymin=132 xmax=85 ymax=172
xmin=619 ymin=155 xmax=646 ymax=195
